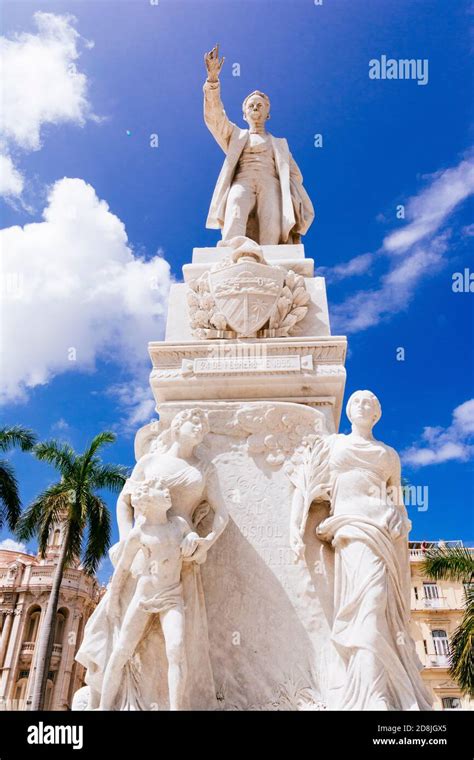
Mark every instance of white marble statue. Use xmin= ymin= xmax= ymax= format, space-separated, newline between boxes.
xmin=75 ymin=408 xmax=229 ymax=710
xmin=203 ymin=44 xmax=314 ymax=245
xmin=290 ymin=390 xmax=433 ymax=710
xmin=99 ymin=477 xmax=203 ymax=711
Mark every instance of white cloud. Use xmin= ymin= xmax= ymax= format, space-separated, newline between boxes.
xmin=383 ymin=160 xmax=474 ymax=254
xmin=0 ymin=538 xmax=27 ymax=554
xmin=318 ymin=252 xmax=373 ymax=283
xmin=0 ymin=12 xmax=95 ymax=196
xmin=50 ymin=418 xmax=72 ymax=436
xmin=0 ymin=178 xmax=171 ymax=402
xmin=330 ymin=155 xmax=474 ymax=333
xmin=402 ymin=399 xmax=474 ymax=467
xmin=452 ymin=398 xmax=474 ymax=436
xmin=108 ymin=382 xmax=157 ymax=433
xmin=331 ymin=235 xmax=448 ymax=332
xmin=0 ymin=154 xmax=24 ymax=197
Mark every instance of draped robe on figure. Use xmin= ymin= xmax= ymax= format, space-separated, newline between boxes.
xmin=318 ymin=434 xmax=432 ymax=711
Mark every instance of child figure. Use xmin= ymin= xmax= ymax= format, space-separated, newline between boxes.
xmin=99 ymin=477 xmax=203 ymax=710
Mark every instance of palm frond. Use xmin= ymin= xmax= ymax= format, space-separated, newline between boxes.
xmin=0 ymin=426 xmax=37 ymax=453
xmin=23 ymin=428 xmax=123 ymax=572
xmin=16 ymin=483 xmax=71 ymax=551
xmin=33 ymin=440 xmax=76 ymax=480
xmin=422 ymin=546 xmax=474 ymax=583
xmin=91 ymin=463 xmax=128 ymax=493
xmin=82 ymin=494 xmax=111 ymax=575
xmin=0 ymin=459 xmax=21 ymax=530
xmin=80 ymin=432 xmax=116 ymax=474
xmin=449 ymin=587 xmax=474 ymax=696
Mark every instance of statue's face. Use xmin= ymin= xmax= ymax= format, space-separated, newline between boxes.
xmin=177 ymin=413 xmax=206 ymax=446
xmin=149 ymin=485 xmax=171 ymax=511
xmin=244 ymin=95 xmax=269 ymax=127
xmin=349 ymin=392 xmax=377 ymax=425
xmin=132 ymin=483 xmax=171 ymax=515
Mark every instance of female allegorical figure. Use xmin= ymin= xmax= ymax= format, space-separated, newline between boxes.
xmin=75 ymin=408 xmax=228 ymax=710
xmin=290 ymin=390 xmax=432 ymax=710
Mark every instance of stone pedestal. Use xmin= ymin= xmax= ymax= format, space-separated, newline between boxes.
xmin=152 ymin=243 xmax=346 ymax=431
xmin=142 ymin=243 xmax=347 ymax=709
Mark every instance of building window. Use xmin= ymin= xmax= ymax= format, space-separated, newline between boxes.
xmin=13 ymin=677 xmax=28 ymax=704
xmin=45 ymin=679 xmax=54 ymax=710
xmin=24 ymin=607 xmax=41 ymax=643
xmin=432 ymin=629 xmax=450 ymax=656
xmin=423 ymin=582 xmax=439 ymax=600
xmin=423 ymin=639 xmax=428 ymax=655
xmin=414 ymin=586 xmax=418 ymax=600
xmin=54 ymin=611 xmax=67 ymax=646
xmin=442 ymin=697 xmax=461 ymax=710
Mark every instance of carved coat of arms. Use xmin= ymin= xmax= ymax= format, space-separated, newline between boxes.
xmin=208 ymin=261 xmax=285 ymax=336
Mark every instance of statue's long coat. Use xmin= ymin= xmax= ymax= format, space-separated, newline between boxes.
xmin=203 ymin=82 xmax=315 ymax=243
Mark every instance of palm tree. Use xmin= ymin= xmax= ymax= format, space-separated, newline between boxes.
xmin=0 ymin=426 xmax=37 ymax=530
xmin=17 ymin=432 xmax=127 ymax=711
xmin=422 ymin=544 xmax=474 ymax=697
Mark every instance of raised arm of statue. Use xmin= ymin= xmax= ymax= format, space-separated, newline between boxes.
xmin=203 ymin=44 xmax=234 ymax=153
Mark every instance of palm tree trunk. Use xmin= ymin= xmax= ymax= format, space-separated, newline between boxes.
xmin=29 ymin=524 xmax=70 ymax=711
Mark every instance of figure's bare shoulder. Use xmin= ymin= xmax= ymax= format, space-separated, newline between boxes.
xmin=386 ymin=443 xmax=401 ymax=468
xmin=373 ymin=439 xmax=401 ymax=469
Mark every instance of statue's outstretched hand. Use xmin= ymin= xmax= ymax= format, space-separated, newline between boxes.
xmin=204 ymin=43 xmax=225 ymax=82
xmin=181 ymin=531 xmax=201 ymax=558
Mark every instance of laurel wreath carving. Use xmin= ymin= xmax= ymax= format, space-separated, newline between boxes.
xmin=267 ymin=270 xmax=310 ymax=336
xmin=187 ymin=273 xmax=229 ymax=336
xmin=187 ymin=268 xmax=310 ymax=339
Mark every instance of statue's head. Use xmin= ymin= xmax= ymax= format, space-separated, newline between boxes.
xmin=170 ymin=408 xmax=210 ymax=447
xmin=346 ymin=390 xmax=382 ymax=428
xmin=143 ymin=408 xmax=210 ymax=457
xmin=242 ymin=90 xmax=271 ymax=127
xmin=132 ymin=476 xmax=171 ymax=517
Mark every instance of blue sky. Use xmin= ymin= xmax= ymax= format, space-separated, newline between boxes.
xmin=1 ymin=0 xmax=473 ymax=580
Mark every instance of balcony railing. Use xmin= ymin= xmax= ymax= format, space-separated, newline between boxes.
xmin=20 ymin=641 xmax=63 ymax=657
xmin=410 ymin=549 xmax=427 ymax=560
xmin=30 ymin=568 xmax=53 ymax=577
xmin=421 ymin=595 xmax=446 ymax=609
xmin=28 ymin=567 xmax=94 ymax=590
xmin=426 ymin=654 xmax=450 ymax=668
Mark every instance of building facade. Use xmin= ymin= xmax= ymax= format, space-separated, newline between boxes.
xmin=409 ymin=540 xmax=473 ymax=711
xmin=0 ymin=523 xmax=101 ymax=711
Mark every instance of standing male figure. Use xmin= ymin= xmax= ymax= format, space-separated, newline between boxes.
xmin=203 ymin=44 xmax=314 ymax=245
